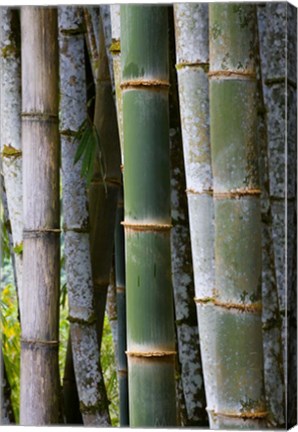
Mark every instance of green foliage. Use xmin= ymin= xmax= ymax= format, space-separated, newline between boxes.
xmin=1 ymin=281 xmax=21 ymax=423
xmin=101 ymin=315 xmax=119 ymax=426
xmin=74 ymin=118 xmax=106 ymax=189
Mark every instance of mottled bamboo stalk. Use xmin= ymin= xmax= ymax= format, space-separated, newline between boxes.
xmin=20 ymin=7 xmax=60 ymax=425
xmin=121 ymin=5 xmax=177 ymax=426
xmin=58 ymin=7 xmax=110 ymax=425
xmin=256 ymin=7 xmax=285 ymax=426
xmin=106 ymin=267 xmax=118 ymax=362
xmin=171 ymin=5 xmax=208 ymax=426
xmin=209 ymin=4 xmax=266 ymax=428
xmin=0 ymin=7 xmax=23 ymax=318
xmin=258 ymin=7 xmax=297 ymax=426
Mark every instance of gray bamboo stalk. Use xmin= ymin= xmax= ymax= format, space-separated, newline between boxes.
xmin=255 ymin=8 xmax=285 ymax=426
xmin=110 ymin=5 xmax=124 ymax=159
xmin=121 ymin=5 xmax=177 ymax=426
xmin=83 ymin=7 xmax=99 ymax=82
xmin=1 ymin=350 xmax=15 ymax=424
xmin=88 ymin=10 xmax=121 ymax=350
xmin=20 ymin=7 xmax=60 ymax=424
xmin=58 ymin=6 xmax=110 ymax=425
xmin=0 ymin=7 xmax=23 ymax=318
xmin=258 ymin=4 xmax=296 ymax=406
xmin=208 ymin=4 xmax=266 ymax=428
xmin=174 ymin=3 xmax=215 ymax=424
xmin=99 ymin=5 xmax=114 ymax=90
xmin=171 ymin=5 xmax=208 ymax=426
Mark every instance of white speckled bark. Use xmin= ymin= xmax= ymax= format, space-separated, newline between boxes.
xmin=0 ymin=7 xmax=23 ymax=317
xmin=174 ymin=4 xmax=214 ymax=422
xmin=59 ymin=6 xmax=110 ymax=425
xmin=110 ymin=4 xmax=124 ymax=160
xmin=258 ymin=4 xmax=297 ymax=394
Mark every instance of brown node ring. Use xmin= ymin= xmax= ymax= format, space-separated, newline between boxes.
xmin=120 ymin=79 xmax=170 ymax=90
xmin=121 ymin=221 xmax=172 ymax=232
xmin=208 ymin=70 xmax=256 ymax=80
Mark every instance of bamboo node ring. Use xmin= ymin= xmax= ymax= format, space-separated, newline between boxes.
xmin=208 ymin=408 xmax=268 ymax=420
xmin=208 ymin=70 xmax=256 ymax=80
xmin=23 ymin=228 xmax=61 ymax=238
xmin=194 ymin=297 xmax=262 ymax=313
xmin=186 ymin=188 xmax=213 ymax=196
xmin=120 ymin=79 xmax=170 ymax=90
xmin=214 ymin=188 xmax=261 ymax=199
xmin=126 ymin=350 xmax=176 ymax=358
xmin=21 ymin=338 xmax=59 ymax=349
xmin=121 ymin=221 xmax=172 ymax=232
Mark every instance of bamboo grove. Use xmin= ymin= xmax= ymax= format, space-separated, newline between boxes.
xmin=0 ymin=3 xmax=296 ymax=429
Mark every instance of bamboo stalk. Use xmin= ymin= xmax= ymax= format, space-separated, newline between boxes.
xmin=0 ymin=7 xmax=23 ymax=318
xmin=208 ymin=4 xmax=266 ymax=428
xmin=258 ymin=8 xmax=297 ymax=425
xmin=114 ymin=187 xmax=129 ymax=426
xmin=170 ymin=6 xmax=208 ymax=426
xmin=255 ymin=8 xmax=285 ymax=426
xmin=121 ymin=6 xmax=176 ymax=426
xmin=58 ymin=6 xmax=110 ymax=425
xmin=88 ymin=10 xmax=121 ymax=350
xmin=20 ymin=7 xmax=60 ymax=425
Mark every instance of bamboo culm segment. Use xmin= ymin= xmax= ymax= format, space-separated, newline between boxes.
xmin=0 ymin=8 xmax=23 ymax=317
xmin=121 ymin=5 xmax=176 ymax=426
xmin=59 ymin=6 xmax=110 ymax=425
xmin=20 ymin=8 xmax=60 ymax=425
xmin=88 ymin=10 xmax=121 ymax=350
xmin=174 ymin=4 xmax=213 ymax=424
xmin=170 ymin=7 xmax=208 ymax=424
xmin=209 ymin=4 xmax=266 ymax=428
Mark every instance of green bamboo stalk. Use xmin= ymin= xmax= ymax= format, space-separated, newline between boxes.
xmin=208 ymin=4 xmax=266 ymax=428
xmin=170 ymin=6 xmax=208 ymax=426
xmin=58 ymin=6 xmax=110 ymax=425
xmin=121 ymin=6 xmax=176 ymax=426
xmin=88 ymin=10 xmax=121 ymax=350
xmin=114 ymin=187 xmax=129 ymax=426
xmin=1 ymin=350 xmax=15 ymax=424
xmin=0 ymin=7 xmax=23 ymax=319
xmin=20 ymin=7 xmax=60 ymax=425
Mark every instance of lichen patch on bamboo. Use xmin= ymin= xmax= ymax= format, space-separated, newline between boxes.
xmin=2 ymin=144 xmax=22 ymax=158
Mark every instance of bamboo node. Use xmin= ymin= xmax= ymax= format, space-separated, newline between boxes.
xmin=116 ymin=286 xmax=125 ymax=293
xmin=21 ymin=338 xmax=59 ymax=350
xmin=120 ymin=164 xmax=124 ymax=173
xmin=68 ymin=314 xmax=97 ymax=325
xmin=120 ymin=79 xmax=170 ymax=91
xmin=121 ymin=221 xmax=172 ymax=232
xmin=126 ymin=350 xmax=176 ymax=358
xmin=109 ymin=39 xmax=121 ymax=54
xmin=176 ymin=62 xmax=209 ymax=72
xmin=186 ymin=188 xmax=213 ymax=196
xmin=2 ymin=144 xmax=22 ymax=158
xmin=194 ymin=297 xmax=262 ymax=313
xmin=208 ymin=408 xmax=268 ymax=420
xmin=118 ymin=369 xmax=128 ymax=377
xmin=23 ymin=228 xmax=61 ymax=239
xmin=22 ymin=112 xmax=58 ymax=122
xmin=208 ymin=70 xmax=256 ymax=80
xmin=214 ymin=188 xmax=261 ymax=199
